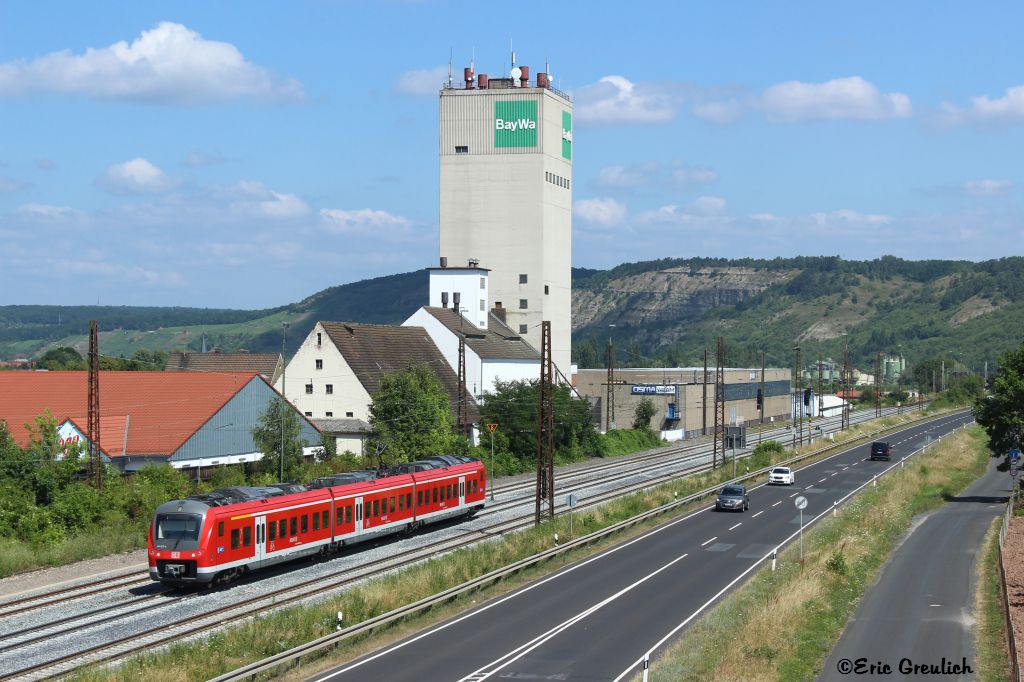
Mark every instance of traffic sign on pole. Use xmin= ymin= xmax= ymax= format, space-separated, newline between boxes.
xmin=1010 ymin=448 xmax=1020 ymax=462
xmin=487 ymin=423 xmax=499 ymax=433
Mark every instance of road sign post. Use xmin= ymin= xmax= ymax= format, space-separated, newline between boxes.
xmin=794 ymin=496 xmax=808 ymax=561
xmin=566 ymin=493 xmax=578 ymax=538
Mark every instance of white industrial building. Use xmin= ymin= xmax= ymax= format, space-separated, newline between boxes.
xmin=438 ymin=62 xmax=572 ymax=376
xmin=403 ymin=305 xmax=540 ymax=399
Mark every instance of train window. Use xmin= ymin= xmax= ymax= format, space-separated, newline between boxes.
xmin=322 ymin=510 xmax=329 ymax=528
xmin=337 ymin=507 xmax=344 ymax=525
xmin=346 ymin=506 xmax=352 ymax=524
xmin=269 ymin=522 xmax=276 ymax=541
xmin=279 ymin=519 xmax=287 ymax=538
xmin=432 ymin=487 xmax=438 ymax=504
xmin=398 ymin=495 xmax=404 ymax=512
xmin=290 ymin=517 xmax=297 ymax=536
xmin=373 ymin=499 xmax=379 ymax=517
xmin=390 ymin=497 xmax=396 ymax=513
xmin=218 ymin=521 xmax=224 ymax=537
xmin=406 ymin=493 xmax=412 ymax=509
xmin=243 ymin=526 xmax=251 ymax=547
xmin=417 ymin=490 xmax=423 ymax=506
xmin=231 ymin=528 xmax=239 ymax=549
xmin=301 ymin=515 xmax=308 ymax=533
xmin=313 ymin=513 xmax=320 ymax=531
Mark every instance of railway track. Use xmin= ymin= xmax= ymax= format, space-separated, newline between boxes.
xmin=0 ymin=405 xmax=918 ymax=680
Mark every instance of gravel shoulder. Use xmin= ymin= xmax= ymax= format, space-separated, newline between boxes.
xmin=0 ymin=549 xmax=147 ymax=600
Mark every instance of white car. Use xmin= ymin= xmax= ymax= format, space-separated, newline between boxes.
xmin=768 ymin=466 xmax=795 ymax=485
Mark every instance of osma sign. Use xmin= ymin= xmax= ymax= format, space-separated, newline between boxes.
xmin=494 ymin=100 xmax=538 ymax=148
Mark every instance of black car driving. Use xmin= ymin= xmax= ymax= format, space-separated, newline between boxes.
xmin=716 ymin=484 xmax=749 ymax=512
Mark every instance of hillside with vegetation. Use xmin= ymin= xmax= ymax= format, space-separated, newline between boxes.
xmin=2 ymin=256 xmax=1022 ymax=380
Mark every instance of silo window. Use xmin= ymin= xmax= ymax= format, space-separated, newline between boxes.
xmin=305 ymin=411 xmax=312 ymax=417
xmin=326 ymin=384 xmax=334 ymax=394
xmin=480 ymin=277 xmax=485 ymax=289
xmin=346 ymin=411 xmax=354 ymax=417
xmin=479 ymin=300 xmax=485 ymax=311
xmin=316 ymin=332 xmax=322 ymax=346
xmin=519 ymin=299 xmax=528 ymax=309
xmin=519 ymin=274 xmax=528 ymax=284
xmin=326 ymin=411 xmax=333 ymax=417
xmin=455 ymin=145 xmax=468 ymax=154
xmin=519 ymin=324 xmax=528 ymax=334
xmin=305 ymin=383 xmax=313 ymax=394
xmin=315 ymin=359 xmax=323 ymax=370
xmin=545 ymin=285 xmax=550 ymax=295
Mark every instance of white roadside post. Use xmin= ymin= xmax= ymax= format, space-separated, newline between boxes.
xmin=642 ymin=654 xmax=650 ymax=682
xmin=794 ymin=496 xmax=808 ymax=561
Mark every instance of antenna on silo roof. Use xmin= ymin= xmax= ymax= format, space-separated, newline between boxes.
xmin=448 ymin=48 xmax=453 ymax=88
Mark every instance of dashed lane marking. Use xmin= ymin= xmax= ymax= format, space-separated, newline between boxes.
xmin=728 ymin=523 xmax=742 ymax=531
xmin=751 ymin=511 xmax=764 ymax=518
xmin=772 ymin=501 xmax=782 ymax=507
xmin=701 ymin=537 xmax=717 ymax=547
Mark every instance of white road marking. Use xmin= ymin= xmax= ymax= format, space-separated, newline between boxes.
xmin=790 ymin=492 xmax=799 ymax=498
xmin=701 ymin=537 xmax=717 ymax=547
xmin=772 ymin=501 xmax=782 ymax=507
xmin=728 ymin=523 xmax=742 ymax=531
xmin=818 ymin=477 xmax=827 ymax=483
xmin=830 ymin=472 xmax=838 ymax=477
xmin=751 ymin=511 xmax=764 ymax=518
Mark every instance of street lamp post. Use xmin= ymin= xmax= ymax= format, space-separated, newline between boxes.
xmin=280 ymin=321 xmax=289 ymax=482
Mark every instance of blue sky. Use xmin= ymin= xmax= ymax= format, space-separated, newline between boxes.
xmin=1 ymin=1 xmax=1022 ymax=308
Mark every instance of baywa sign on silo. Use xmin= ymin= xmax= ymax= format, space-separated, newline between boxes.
xmin=494 ymin=100 xmax=538 ymax=147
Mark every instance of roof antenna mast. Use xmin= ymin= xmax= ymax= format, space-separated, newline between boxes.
xmin=447 ymin=47 xmax=453 ymax=88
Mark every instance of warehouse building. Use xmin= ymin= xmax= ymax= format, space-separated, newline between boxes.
xmin=575 ymin=367 xmax=792 ymax=440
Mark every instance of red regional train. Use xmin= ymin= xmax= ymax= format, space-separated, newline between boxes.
xmin=148 ymin=455 xmax=486 ymax=586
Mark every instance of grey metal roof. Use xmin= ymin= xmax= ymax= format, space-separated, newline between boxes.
xmin=312 ymin=418 xmax=372 ymax=434
xmin=421 ymin=307 xmax=540 ymax=361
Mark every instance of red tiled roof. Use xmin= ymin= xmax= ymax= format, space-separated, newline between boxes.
xmin=836 ymin=390 xmax=862 ymax=399
xmin=0 ymin=371 xmax=258 ymax=455
xmin=63 ymin=415 xmax=130 ymax=457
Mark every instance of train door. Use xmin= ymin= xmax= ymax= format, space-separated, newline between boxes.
xmin=354 ymin=496 xmax=364 ymax=535
xmin=459 ymin=476 xmax=465 ymax=509
xmin=254 ymin=515 xmax=268 ymax=566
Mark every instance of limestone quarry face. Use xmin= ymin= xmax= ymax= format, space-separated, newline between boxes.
xmin=571 ymin=266 xmax=796 ymax=331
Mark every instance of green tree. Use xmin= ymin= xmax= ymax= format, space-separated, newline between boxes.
xmin=36 ymin=347 xmax=85 ymax=370
xmin=944 ymin=374 xmax=984 ymax=405
xmin=632 ymin=398 xmax=657 ymax=430
xmin=368 ymin=365 xmax=466 ymax=463
xmin=479 ymin=379 xmax=602 ymax=465
xmin=975 ymin=342 xmax=1024 ymax=454
xmin=251 ymin=397 xmax=310 ymax=481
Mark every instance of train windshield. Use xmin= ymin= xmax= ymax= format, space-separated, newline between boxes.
xmin=155 ymin=513 xmax=203 ymax=542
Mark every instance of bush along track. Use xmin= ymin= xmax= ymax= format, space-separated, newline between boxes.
xmin=70 ymin=410 xmax=955 ymax=682
xmin=632 ymin=426 xmax=991 ymax=682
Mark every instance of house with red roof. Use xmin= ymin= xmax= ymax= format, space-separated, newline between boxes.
xmin=0 ymin=371 xmax=321 ymax=473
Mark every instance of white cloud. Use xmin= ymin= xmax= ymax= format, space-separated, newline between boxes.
xmin=689 ymin=196 xmax=727 ymax=215
xmin=672 ymin=165 xmax=718 ymax=186
xmin=0 ymin=176 xmax=28 ymax=193
xmin=0 ymin=22 xmax=304 ymax=105
xmin=396 ymin=65 xmax=449 ymax=96
xmin=229 ymin=180 xmax=309 ymax=219
xmin=320 ymin=208 xmax=415 ymax=236
xmin=595 ymin=164 xmax=651 ymax=189
xmin=758 ymin=76 xmax=911 ymax=122
xmin=184 ymin=150 xmax=226 ymax=167
xmin=637 ymin=196 xmax=729 ymax=224
xmin=692 ymin=99 xmax=743 ymax=124
xmin=573 ymin=197 xmax=626 ymax=227
xmin=16 ymin=202 xmax=86 ymax=222
xmin=46 ymin=259 xmax=185 ymax=287
xmin=96 ymin=158 xmax=178 ymax=194
xmin=964 ymin=179 xmax=1013 ymax=197
xmin=942 ymin=85 xmax=1024 ymax=125
xmin=810 ymin=209 xmax=892 ymax=228
xmin=574 ymin=76 xmax=680 ymax=124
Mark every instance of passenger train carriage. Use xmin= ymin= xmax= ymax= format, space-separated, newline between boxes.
xmin=149 ymin=455 xmax=486 ymax=585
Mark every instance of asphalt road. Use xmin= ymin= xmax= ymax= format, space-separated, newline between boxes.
xmin=308 ymin=412 xmax=974 ymax=682
xmin=819 ymin=451 xmax=1008 ymax=681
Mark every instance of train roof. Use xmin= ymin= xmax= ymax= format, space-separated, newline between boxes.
xmin=182 ymin=484 xmax=309 ymax=508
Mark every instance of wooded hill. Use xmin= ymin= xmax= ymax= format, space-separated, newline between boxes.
xmin=2 ymin=256 xmax=1021 ymax=377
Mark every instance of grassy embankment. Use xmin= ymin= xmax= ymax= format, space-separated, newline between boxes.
xmin=632 ymin=425 xmax=991 ymax=682
xmin=72 ymin=409 xmax=943 ymax=681
xmin=975 ymin=519 xmax=1013 ymax=682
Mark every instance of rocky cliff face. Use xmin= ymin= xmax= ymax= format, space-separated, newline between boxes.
xmin=572 ymin=266 xmax=795 ymax=331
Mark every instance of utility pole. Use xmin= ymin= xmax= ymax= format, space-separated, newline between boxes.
xmin=535 ymin=321 xmax=554 ymax=525
xmin=702 ymin=348 xmax=708 ymax=437
xmin=875 ymin=352 xmax=883 ymax=419
xmin=759 ymin=351 xmax=765 ymax=447
xmin=842 ymin=345 xmax=851 ymax=431
xmin=817 ymin=354 xmax=824 ymax=422
xmin=793 ymin=346 xmax=802 ymax=448
xmin=457 ymin=337 xmax=467 ymax=437
xmin=714 ymin=337 xmax=725 ymax=469
xmin=87 ymin=320 xmax=101 ymax=491
xmin=280 ymin=322 xmax=289 ymax=482
xmin=941 ymin=359 xmax=946 ymax=393
xmin=606 ymin=337 xmax=615 ymax=431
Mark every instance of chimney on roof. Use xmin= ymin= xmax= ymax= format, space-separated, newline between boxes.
xmin=440 ymin=256 xmax=447 ymax=268
xmin=468 ymin=258 xmax=479 ymax=268
xmin=441 ymin=291 xmax=449 ymax=309
xmin=491 ymin=306 xmax=506 ymax=324
xmin=453 ymin=292 xmax=461 ymax=310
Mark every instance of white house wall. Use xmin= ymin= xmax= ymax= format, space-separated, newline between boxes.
xmin=282 ymin=322 xmax=373 ymax=421
xmin=403 ymin=309 xmax=485 ymax=396
xmin=428 ymin=269 xmax=489 ymax=329
xmin=481 ymin=359 xmax=540 ymax=395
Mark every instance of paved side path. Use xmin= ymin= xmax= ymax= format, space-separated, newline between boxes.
xmin=820 ymin=457 xmax=1008 ymax=681
xmin=0 ymin=549 xmax=147 ymax=600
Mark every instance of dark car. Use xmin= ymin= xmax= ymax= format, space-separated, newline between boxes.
xmin=716 ymin=484 xmax=749 ymax=512
xmin=870 ymin=441 xmax=892 ymax=461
